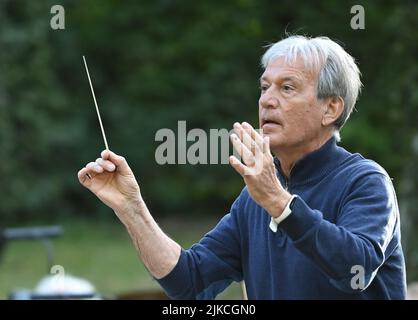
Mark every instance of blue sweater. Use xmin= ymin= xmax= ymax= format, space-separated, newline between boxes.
xmin=158 ymin=137 xmax=407 ymax=299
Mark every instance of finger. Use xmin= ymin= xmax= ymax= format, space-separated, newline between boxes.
xmin=235 ymin=123 xmax=261 ymax=155
xmin=96 ymin=158 xmax=116 ymax=172
xmin=229 ymin=156 xmax=246 ymax=176
xmin=263 ymin=136 xmax=271 ymax=155
xmin=243 ymin=129 xmax=261 ymax=156
xmin=230 ymin=133 xmax=255 ymax=166
xmin=101 ymin=149 xmax=130 ymax=173
xmin=233 ymin=122 xmax=244 ymax=141
xmin=86 ymin=161 xmax=104 ymax=174
xmin=242 ymin=122 xmax=264 ymax=149
xmin=78 ymin=167 xmax=89 ymax=184
xmin=78 ymin=167 xmax=95 ymax=185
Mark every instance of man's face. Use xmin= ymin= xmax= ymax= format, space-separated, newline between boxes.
xmin=259 ymin=56 xmax=326 ymax=153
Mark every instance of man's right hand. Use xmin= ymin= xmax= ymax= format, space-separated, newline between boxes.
xmin=77 ymin=150 xmax=142 ymax=215
xmin=78 ymin=151 xmax=182 ymax=279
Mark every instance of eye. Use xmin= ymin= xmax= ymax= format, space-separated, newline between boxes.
xmin=260 ymin=83 xmax=269 ymax=92
xmin=282 ymin=84 xmax=294 ymax=92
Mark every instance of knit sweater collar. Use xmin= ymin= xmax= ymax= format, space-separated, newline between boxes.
xmin=273 ymin=137 xmax=351 ymax=187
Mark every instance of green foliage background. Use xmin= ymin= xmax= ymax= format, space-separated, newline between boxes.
xmin=1 ymin=1 xmax=417 ymax=280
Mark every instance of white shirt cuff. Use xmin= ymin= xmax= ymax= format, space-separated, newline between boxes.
xmin=269 ymin=195 xmax=297 ymax=233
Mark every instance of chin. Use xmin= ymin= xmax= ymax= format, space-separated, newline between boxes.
xmin=263 ymin=134 xmax=282 ymax=151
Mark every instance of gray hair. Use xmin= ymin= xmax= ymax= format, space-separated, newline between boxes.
xmin=261 ymin=35 xmax=362 ymax=141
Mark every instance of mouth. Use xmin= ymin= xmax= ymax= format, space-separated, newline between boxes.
xmin=261 ymin=117 xmax=282 ymax=128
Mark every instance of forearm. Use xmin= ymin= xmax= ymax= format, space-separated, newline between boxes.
xmin=116 ymin=200 xmax=182 ymax=279
xmin=280 ymin=196 xmax=390 ymax=291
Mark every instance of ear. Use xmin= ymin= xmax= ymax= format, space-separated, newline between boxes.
xmin=322 ymin=96 xmax=344 ymax=127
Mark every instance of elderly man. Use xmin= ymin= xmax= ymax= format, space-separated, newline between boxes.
xmin=78 ymin=35 xmax=406 ymax=299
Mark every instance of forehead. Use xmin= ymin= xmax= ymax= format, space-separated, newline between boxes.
xmin=260 ymin=56 xmax=317 ymax=83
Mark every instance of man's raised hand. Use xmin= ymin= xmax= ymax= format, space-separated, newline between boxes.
xmin=77 ymin=150 xmax=142 ymax=215
xmin=229 ymin=122 xmax=291 ymax=218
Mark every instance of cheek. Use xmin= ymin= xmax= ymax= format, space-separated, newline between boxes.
xmin=283 ymin=105 xmax=319 ymax=134
xmin=258 ymin=100 xmax=262 ymax=112
xmin=284 ymin=108 xmax=308 ymax=127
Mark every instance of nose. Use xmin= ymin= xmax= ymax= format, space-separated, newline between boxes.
xmin=259 ymin=90 xmax=279 ymax=109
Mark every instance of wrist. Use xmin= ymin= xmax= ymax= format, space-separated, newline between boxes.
xmin=117 ymin=197 xmax=146 ymax=220
xmin=269 ymin=194 xmax=298 ymax=232
xmin=266 ymin=192 xmax=292 ymax=218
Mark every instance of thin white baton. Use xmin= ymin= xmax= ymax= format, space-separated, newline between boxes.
xmin=82 ymin=55 xmax=109 ymax=151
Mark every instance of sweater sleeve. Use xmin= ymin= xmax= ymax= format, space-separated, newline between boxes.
xmin=156 ymin=196 xmax=243 ymax=299
xmin=279 ymin=172 xmax=400 ymax=293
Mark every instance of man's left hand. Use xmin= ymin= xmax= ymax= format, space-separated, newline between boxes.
xmin=229 ymin=122 xmax=291 ymax=218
